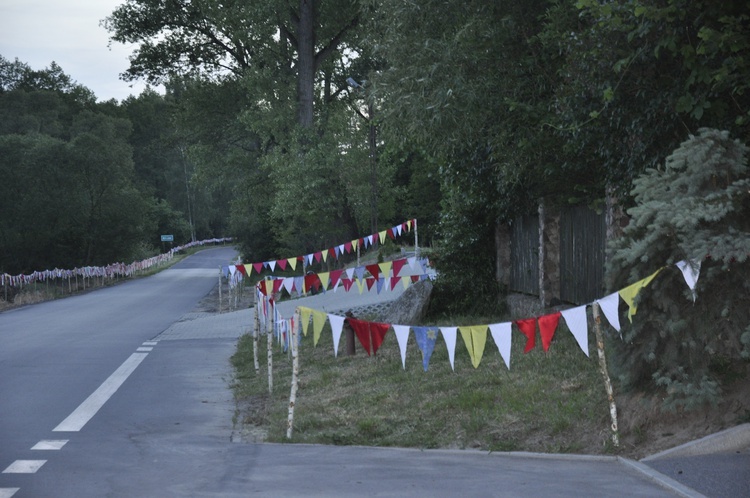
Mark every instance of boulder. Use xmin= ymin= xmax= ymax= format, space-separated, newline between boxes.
xmin=382 ymin=279 xmax=433 ymax=325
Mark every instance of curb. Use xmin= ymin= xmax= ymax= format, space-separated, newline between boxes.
xmin=618 ymin=457 xmax=707 ymax=498
xmin=642 ymin=423 xmax=750 ymax=461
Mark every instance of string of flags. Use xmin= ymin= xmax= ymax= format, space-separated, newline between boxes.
xmin=257 ymin=259 xmax=702 ymax=371
xmin=234 ymin=255 xmax=432 ymax=297
xmin=232 ymin=219 xmax=417 ymax=278
xmin=1 ymin=238 xmax=233 ymax=288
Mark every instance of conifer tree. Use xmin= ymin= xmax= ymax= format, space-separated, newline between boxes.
xmin=606 ymin=129 xmax=750 ymax=410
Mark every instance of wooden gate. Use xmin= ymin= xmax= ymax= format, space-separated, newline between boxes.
xmin=559 ymin=205 xmax=606 ymax=304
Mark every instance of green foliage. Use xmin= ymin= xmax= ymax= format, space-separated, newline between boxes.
xmin=606 ymin=129 xmax=750 ymax=409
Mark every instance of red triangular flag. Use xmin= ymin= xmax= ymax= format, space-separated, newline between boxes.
xmin=390 ymin=277 xmax=401 ymax=291
xmin=277 ymin=259 xmax=288 ymax=271
xmin=538 ymin=312 xmax=561 ymax=352
xmin=236 ymin=264 xmax=247 ymax=276
xmin=348 ymin=318 xmax=390 ymax=356
xmin=387 ymin=228 xmax=396 ymax=240
xmin=344 ymin=241 xmax=353 ymax=253
xmin=330 ymin=269 xmax=343 ymax=289
xmin=253 ymin=262 xmax=264 ymax=274
xmin=304 ymin=273 xmax=320 ymax=293
xmin=272 ymin=279 xmax=283 ymax=294
xmin=366 ymin=277 xmax=377 ymax=291
xmin=341 ymin=278 xmax=353 ymax=291
xmin=515 ymin=318 xmax=537 ymax=353
xmin=366 ymin=263 xmax=380 ymax=280
xmin=392 ymin=258 xmax=407 ymax=278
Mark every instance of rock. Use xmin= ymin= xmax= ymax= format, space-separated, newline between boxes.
xmin=382 ymin=279 xmax=433 ymax=325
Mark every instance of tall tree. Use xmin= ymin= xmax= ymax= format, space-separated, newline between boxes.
xmin=104 ymin=0 xmax=361 ymax=130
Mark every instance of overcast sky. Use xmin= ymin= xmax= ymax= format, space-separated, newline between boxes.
xmin=0 ymin=0 xmax=157 ymax=102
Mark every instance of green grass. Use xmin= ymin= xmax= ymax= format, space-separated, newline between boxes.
xmin=230 ymin=311 xmax=614 ymax=454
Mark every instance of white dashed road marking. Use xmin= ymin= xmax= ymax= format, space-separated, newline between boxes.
xmin=31 ymin=440 xmax=68 ymax=450
xmin=0 ymin=488 xmax=19 ymax=497
xmin=53 ymin=352 xmax=148 ymax=432
xmin=136 ymin=347 xmax=153 ymax=352
xmin=2 ymin=460 xmax=46 ymax=474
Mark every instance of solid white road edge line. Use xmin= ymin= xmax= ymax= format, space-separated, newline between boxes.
xmin=53 ymin=352 xmax=148 ymax=432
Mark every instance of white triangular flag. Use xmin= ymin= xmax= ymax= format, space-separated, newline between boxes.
xmin=267 ymin=260 xmax=276 ymax=272
xmin=561 ymin=305 xmax=589 ymax=357
xmin=597 ymin=292 xmax=621 ymax=333
xmin=489 ymin=322 xmax=512 ymax=370
xmin=407 ymin=256 xmax=417 ymax=269
xmin=328 ymin=314 xmax=345 ymax=357
xmin=345 ymin=268 xmax=355 ymax=280
xmin=675 ymin=259 xmax=701 ymax=302
xmin=440 ymin=326 xmax=458 ymax=371
xmin=392 ymin=325 xmax=410 ymax=369
xmin=282 ymin=277 xmax=295 ymax=295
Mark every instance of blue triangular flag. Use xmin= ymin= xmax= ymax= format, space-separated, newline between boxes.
xmin=412 ymin=326 xmax=439 ymax=371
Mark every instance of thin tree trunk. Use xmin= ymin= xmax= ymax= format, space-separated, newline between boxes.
xmin=286 ymin=308 xmax=301 ymax=439
xmin=297 ymin=0 xmax=315 ymax=129
xmin=592 ymin=302 xmax=620 ymax=447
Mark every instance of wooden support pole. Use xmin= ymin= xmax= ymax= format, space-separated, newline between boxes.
xmin=218 ymin=267 xmax=222 ymax=314
xmin=286 ymin=308 xmax=301 ymax=439
xmin=253 ymin=288 xmax=260 ymax=374
xmin=592 ymin=302 xmax=620 ymax=447
xmin=266 ymin=295 xmax=273 ymax=394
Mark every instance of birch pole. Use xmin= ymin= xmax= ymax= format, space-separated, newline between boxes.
xmin=266 ymin=294 xmax=273 ymax=394
xmin=253 ymin=287 xmax=260 ymax=374
xmin=218 ymin=268 xmax=223 ymax=314
xmin=286 ymin=308 xmax=301 ymax=439
xmin=592 ymin=302 xmax=620 ymax=447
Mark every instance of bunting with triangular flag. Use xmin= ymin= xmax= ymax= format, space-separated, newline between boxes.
xmin=538 ymin=312 xmax=561 ymax=352
xmin=560 ymin=305 xmax=589 ymax=356
xmin=619 ymin=268 xmax=664 ymax=322
xmin=413 ymin=326 xmax=439 ymax=371
xmin=348 ymin=318 xmax=390 ymax=356
xmin=489 ymin=322 xmax=512 ymax=369
xmin=515 ymin=318 xmax=537 ymax=353
xmin=459 ymin=325 xmax=488 ymax=368
xmin=597 ymin=292 xmax=621 ymax=333
xmin=392 ymin=325 xmax=411 ymax=369
xmin=329 ymin=314 xmax=345 ymax=357
xmin=440 ymin=327 xmax=458 ymax=371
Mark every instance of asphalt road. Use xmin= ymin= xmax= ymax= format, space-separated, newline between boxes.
xmin=0 ymin=247 xmax=726 ymax=497
xmin=0 ymin=247 xmax=237 ymax=497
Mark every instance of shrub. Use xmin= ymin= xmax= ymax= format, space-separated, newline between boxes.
xmin=606 ymin=129 xmax=750 ymax=410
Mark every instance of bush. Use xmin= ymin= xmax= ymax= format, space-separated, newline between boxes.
xmin=606 ymin=129 xmax=750 ymax=410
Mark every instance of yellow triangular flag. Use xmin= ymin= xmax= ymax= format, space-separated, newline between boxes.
xmin=262 ymin=280 xmax=273 ymax=296
xmin=459 ymin=325 xmax=488 ymax=368
xmin=618 ymin=268 xmax=664 ymax=323
xmin=407 ymin=219 xmax=413 ymax=231
xmin=299 ymin=307 xmax=313 ymax=336
xmin=321 ymin=250 xmax=328 ymax=263
xmin=318 ymin=272 xmax=330 ymax=290
xmin=351 ymin=239 xmax=359 ymax=251
xmin=402 ymin=276 xmax=410 ymax=290
xmin=311 ymin=309 xmax=328 ymax=346
xmin=356 ymin=278 xmax=367 ymax=294
xmin=378 ymin=261 xmax=392 ymax=279
xmin=244 ymin=264 xmax=253 ymax=276
xmin=378 ymin=230 xmax=387 ymax=244
xmin=287 ymin=257 xmax=298 ymax=271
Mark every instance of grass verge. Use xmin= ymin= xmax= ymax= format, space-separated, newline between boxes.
xmin=230 ymin=313 xmax=614 ymax=454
